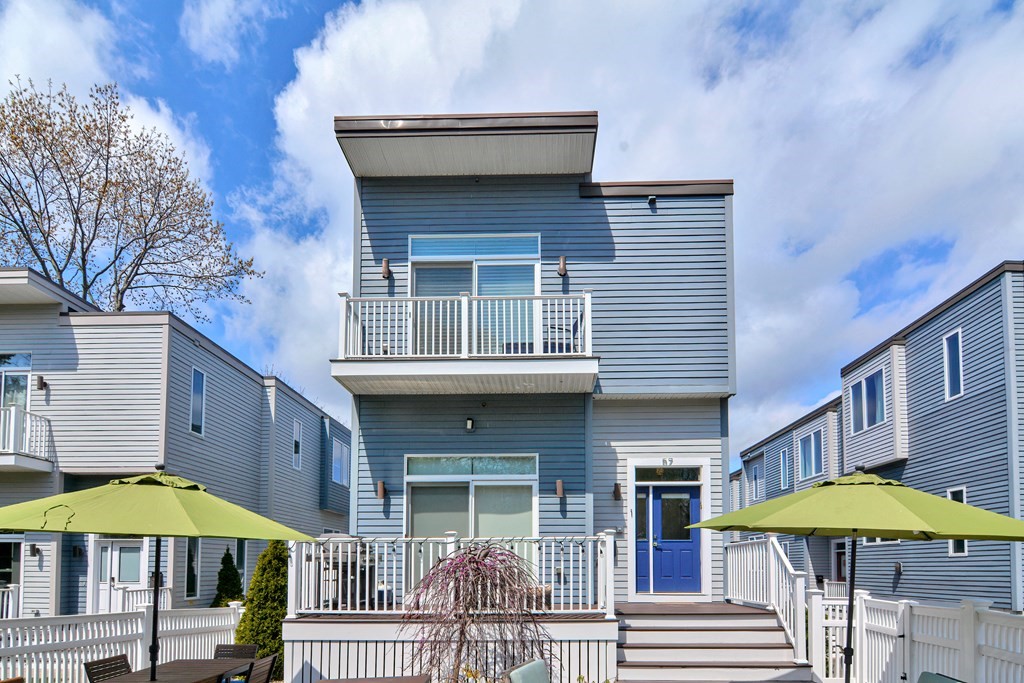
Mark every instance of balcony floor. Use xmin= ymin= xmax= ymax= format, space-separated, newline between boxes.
xmin=331 ymin=356 xmax=599 ymax=395
xmin=0 ymin=453 xmax=53 ymax=472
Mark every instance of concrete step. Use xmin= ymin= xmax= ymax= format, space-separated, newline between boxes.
xmin=618 ymin=642 xmax=795 ymax=664
xmin=616 ymin=661 xmax=814 ymax=682
xmin=618 ymin=624 xmax=790 ymax=645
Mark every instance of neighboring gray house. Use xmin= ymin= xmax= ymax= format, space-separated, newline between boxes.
xmin=735 ymin=261 xmax=1024 ymax=611
xmin=0 ymin=268 xmax=350 ymax=617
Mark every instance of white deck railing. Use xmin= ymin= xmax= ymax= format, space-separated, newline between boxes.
xmin=112 ymin=586 xmax=172 ymax=612
xmin=338 ymin=292 xmax=592 ymax=359
xmin=824 ymin=579 xmax=849 ymax=599
xmin=0 ymin=604 xmax=241 ymax=683
xmin=0 ymin=586 xmax=19 ymax=619
xmin=725 ymin=536 xmax=807 ymax=663
xmin=0 ymin=407 xmax=52 ymax=461
xmin=289 ymin=533 xmax=616 ymax=618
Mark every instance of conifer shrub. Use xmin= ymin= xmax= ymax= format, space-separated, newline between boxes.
xmin=211 ymin=547 xmax=245 ymax=608
xmin=236 ymin=540 xmax=288 ymax=679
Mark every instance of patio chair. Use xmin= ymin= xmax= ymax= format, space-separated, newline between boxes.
xmin=918 ymin=674 xmax=964 ymax=683
xmin=500 ymin=659 xmax=549 ymax=683
xmin=215 ymin=643 xmax=260 ymax=659
xmin=1 ymin=677 xmax=26 ymax=683
xmin=84 ymin=654 xmax=132 ymax=682
xmin=245 ymin=654 xmax=277 ymax=683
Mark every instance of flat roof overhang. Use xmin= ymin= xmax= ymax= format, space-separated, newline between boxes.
xmin=0 ymin=454 xmax=53 ymax=473
xmin=334 ymin=111 xmax=598 ymax=177
xmin=330 ymin=357 xmax=599 ymax=395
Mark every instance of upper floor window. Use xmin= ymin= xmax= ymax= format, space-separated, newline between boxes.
xmin=799 ymin=430 xmax=823 ymax=480
xmin=780 ymin=448 xmax=791 ymax=489
xmin=332 ymin=438 xmax=350 ymax=486
xmin=851 ymin=368 xmax=885 ymax=434
xmin=292 ymin=420 xmax=302 ymax=470
xmin=947 ymin=487 xmax=968 ymax=556
xmin=190 ymin=368 xmax=205 ymax=435
xmin=0 ymin=353 xmax=31 ymax=410
xmin=943 ymin=329 xmax=963 ymax=400
xmin=749 ymin=463 xmax=761 ymax=502
xmin=409 ymin=234 xmax=540 ymax=260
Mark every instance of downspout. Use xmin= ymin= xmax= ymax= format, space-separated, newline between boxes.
xmin=1000 ymin=274 xmax=1022 ymax=612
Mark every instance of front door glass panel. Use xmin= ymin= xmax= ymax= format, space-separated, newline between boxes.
xmin=659 ymin=492 xmax=692 ymax=540
xmin=117 ymin=546 xmax=141 ymax=583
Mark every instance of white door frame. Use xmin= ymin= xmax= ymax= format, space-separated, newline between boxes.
xmin=830 ymin=538 xmax=847 ymax=582
xmin=627 ymin=456 xmax=713 ymax=603
xmin=87 ymin=535 xmax=148 ymax=613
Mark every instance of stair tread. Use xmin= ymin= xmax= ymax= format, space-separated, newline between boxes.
xmin=617 ymin=660 xmax=811 ymax=669
xmin=620 ymin=625 xmax=784 ymax=632
xmin=620 ymin=642 xmax=792 ymax=649
xmin=617 ymin=603 xmax=771 ymax=616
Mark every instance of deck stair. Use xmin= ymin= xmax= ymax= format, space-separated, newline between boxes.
xmin=615 ymin=603 xmax=813 ymax=682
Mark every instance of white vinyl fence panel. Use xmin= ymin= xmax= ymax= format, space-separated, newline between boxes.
xmin=0 ymin=606 xmax=241 ymax=683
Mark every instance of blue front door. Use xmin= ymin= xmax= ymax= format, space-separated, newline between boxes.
xmin=635 ymin=485 xmax=701 ymax=593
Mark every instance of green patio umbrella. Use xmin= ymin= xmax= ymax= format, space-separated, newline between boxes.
xmin=0 ymin=468 xmax=313 ymax=681
xmin=691 ymin=468 xmax=1024 ymax=683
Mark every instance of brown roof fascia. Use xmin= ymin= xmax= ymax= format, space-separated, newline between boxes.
xmin=334 ymin=111 xmax=599 ymax=138
xmin=840 ymin=261 xmax=1024 ymax=376
xmin=740 ymin=396 xmax=843 ymax=459
xmin=580 ymin=180 xmax=734 ymax=197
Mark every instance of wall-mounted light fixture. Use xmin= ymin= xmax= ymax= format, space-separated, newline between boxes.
xmin=35 ymin=375 xmax=47 ymax=390
xmin=381 ymin=258 xmax=392 ymax=279
xmin=376 ymin=480 xmax=387 ymax=500
xmin=465 ymin=417 xmax=475 ymax=433
xmin=557 ymin=256 xmax=568 ymax=277
xmin=72 ymin=545 xmax=84 ymax=558
xmin=613 ymin=483 xmax=622 ymax=501
xmin=647 ymin=195 xmax=657 ymax=208
xmin=894 ymin=561 xmax=904 ymax=575
xmin=28 ymin=544 xmax=39 ymax=557
xmin=555 ymin=480 xmax=565 ymax=498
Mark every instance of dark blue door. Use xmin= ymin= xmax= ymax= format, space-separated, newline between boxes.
xmin=652 ymin=486 xmax=701 ymax=593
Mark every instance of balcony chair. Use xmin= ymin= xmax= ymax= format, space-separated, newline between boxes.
xmin=84 ymin=654 xmax=132 ymax=682
xmin=215 ymin=643 xmax=259 ymax=659
xmin=918 ymin=675 xmax=963 ymax=683
xmin=246 ymin=655 xmax=277 ymax=683
xmin=500 ymin=659 xmax=549 ymax=683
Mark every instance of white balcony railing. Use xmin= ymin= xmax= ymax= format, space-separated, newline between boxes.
xmin=112 ymin=585 xmax=172 ymax=612
xmin=289 ymin=533 xmax=616 ymax=618
xmin=0 ymin=407 xmax=52 ymax=461
xmin=824 ymin=579 xmax=848 ymax=599
xmin=338 ymin=292 xmax=592 ymax=359
xmin=0 ymin=585 xmax=19 ymax=619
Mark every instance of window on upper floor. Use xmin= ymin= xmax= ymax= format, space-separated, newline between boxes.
xmin=851 ymin=368 xmax=885 ymax=434
xmin=190 ymin=368 xmax=205 ymax=435
xmin=0 ymin=353 xmax=31 ymax=411
xmin=799 ymin=430 xmax=824 ymax=480
xmin=332 ymin=438 xmax=350 ymax=486
xmin=292 ymin=419 xmax=302 ymax=470
xmin=947 ymin=487 xmax=968 ymax=556
xmin=944 ymin=329 xmax=964 ymax=400
xmin=749 ymin=463 xmax=761 ymax=502
xmin=780 ymin=448 xmax=791 ymax=489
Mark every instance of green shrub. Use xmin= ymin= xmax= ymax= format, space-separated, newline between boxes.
xmin=235 ymin=540 xmax=288 ymax=679
xmin=211 ymin=547 xmax=245 ymax=608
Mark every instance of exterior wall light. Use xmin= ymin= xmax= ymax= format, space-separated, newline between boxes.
xmin=381 ymin=258 xmax=391 ymax=279
xmin=36 ymin=375 xmax=47 ymax=390
xmin=555 ymin=480 xmax=565 ymax=498
xmin=647 ymin=195 xmax=657 ymax=207
xmin=465 ymin=417 xmax=475 ymax=433
xmin=613 ymin=483 xmax=622 ymax=500
xmin=28 ymin=544 xmax=39 ymax=557
xmin=557 ymin=256 xmax=568 ymax=277
xmin=376 ymin=480 xmax=387 ymax=500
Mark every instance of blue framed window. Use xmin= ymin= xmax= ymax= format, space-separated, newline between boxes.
xmin=851 ymin=369 xmax=885 ymax=434
xmin=799 ymin=430 xmax=823 ymax=480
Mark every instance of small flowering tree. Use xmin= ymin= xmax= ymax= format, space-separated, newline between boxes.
xmin=400 ymin=543 xmax=552 ymax=682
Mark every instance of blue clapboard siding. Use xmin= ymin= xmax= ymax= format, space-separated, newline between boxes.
xmin=357 ymin=176 xmax=732 ymax=396
xmin=857 ymin=276 xmax=1013 ymax=608
xmin=355 ymin=394 xmax=586 ymax=537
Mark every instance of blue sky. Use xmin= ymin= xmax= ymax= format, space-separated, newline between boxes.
xmin=2 ymin=0 xmax=1023 ymax=464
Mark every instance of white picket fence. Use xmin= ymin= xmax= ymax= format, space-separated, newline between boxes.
xmin=0 ymin=604 xmax=242 ymax=683
xmin=808 ymin=589 xmax=1024 ymax=683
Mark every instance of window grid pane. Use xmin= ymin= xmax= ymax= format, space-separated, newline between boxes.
xmin=851 ymin=383 xmax=864 ymax=433
xmin=946 ymin=333 xmax=962 ymax=397
xmin=410 ymin=235 xmax=540 ymax=258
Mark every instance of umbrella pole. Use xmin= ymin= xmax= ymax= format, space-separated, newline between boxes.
xmin=150 ymin=536 xmax=162 ymax=681
xmin=844 ymin=531 xmax=857 ymax=683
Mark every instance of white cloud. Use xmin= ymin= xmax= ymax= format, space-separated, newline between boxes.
xmin=179 ymin=0 xmax=286 ymax=68
xmin=229 ymin=0 xmax=1024 ymax=440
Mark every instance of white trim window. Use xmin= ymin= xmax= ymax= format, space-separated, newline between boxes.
xmin=0 ymin=353 xmax=32 ymax=411
xmin=780 ymin=448 xmax=791 ymax=489
xmin=799 ymin=430 xmax=824 ymax=480
xmin=185 ymin=537 xmax=201 ymax=598
xmin=943 ymin=329 xmax=964 ymax=400
xmin=781 ymin=541 xmax=791 ymax=558
xmin=748 ymin=462 xmax=761 ymax=503
xmin=947 ymin=487 xmax=968 ymax=556
xmin=235 ymin=539 xmax=247 ymax=587
xmin=189 ymin=368 xmax=206 ymax=436
xmin=851 ymin=368 xmax=885 ymax=434
xmin=863 ymin=537 xmax=900 ymax=545
xmin=292 ymin=419 xmax=302 ymax=470
xmin=332 ymin=438 xmax=350 ymax=486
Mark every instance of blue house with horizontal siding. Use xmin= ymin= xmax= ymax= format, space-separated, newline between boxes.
xmin=736 ymin=261 xmax=1024 ymax=611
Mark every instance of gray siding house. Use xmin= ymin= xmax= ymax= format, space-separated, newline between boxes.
xmin=0 ymin=268 xmax=350 ymax=617
xmin=735 ymin=261 xmax=1024 ymax=611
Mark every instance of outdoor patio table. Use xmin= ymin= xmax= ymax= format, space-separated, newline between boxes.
xmin=110 ymin=658 xmax=255 ymax=683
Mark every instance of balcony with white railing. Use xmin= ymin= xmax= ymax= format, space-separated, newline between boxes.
xmin=331 ymin=292 xmax=599 ymax=395
xmin=288 ymin=533 xmax=616 ymax=619
xmin=0 ymin=407 xmax=53 ymax=472
xmin=0 ymin=585 xmax=20 ymax=619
